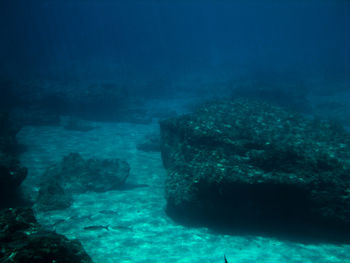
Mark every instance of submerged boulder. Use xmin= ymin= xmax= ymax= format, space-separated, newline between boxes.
xmin=0 ymin=112 xmax=21 ymax=155
xmin=0 ymin=112 xmax=27 ymax=208
xmin=0 ymin=155 xmax=27 ymax=202
xmin=160 ymin=99 xmax=350 ymax=234
xmin=36 ymin=153 xmax=129 ymax=211
xmin=0 ymin=207 xmax=93 ymax=263
xmin=46 ymin=153 xmax=130 ymax=193
xmin=35 ymin=177 xmax=74 ymax=212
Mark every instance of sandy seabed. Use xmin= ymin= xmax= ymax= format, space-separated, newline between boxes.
xmin=17 ymin=119 xmax=350 ymax=263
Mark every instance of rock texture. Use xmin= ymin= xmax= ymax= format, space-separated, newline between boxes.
xmin=36 ymin=177 xmax=74 ymax=212
xmin=0 ymin=112 xmax=27 ymax=208
xmin=160 ymin=99 xmax=350 ymax=232
xmin=36 ymin=153 xmax=129 ymax=211
xmin=0 ymin=207 xmax=93 ymax=263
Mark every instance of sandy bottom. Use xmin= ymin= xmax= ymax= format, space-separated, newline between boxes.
xmin=17 ymin=120 xmax=350 ymax=263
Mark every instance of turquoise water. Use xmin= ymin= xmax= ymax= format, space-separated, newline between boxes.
xmin=2 ymin=1 xmax=350 ymax=261
xmin=18 ymin=102 xmax=350 ymax=263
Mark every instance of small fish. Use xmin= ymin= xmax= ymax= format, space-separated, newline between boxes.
xmin=224 ymin=255 xmax=228 ymax=263
xmin=83 ymin=225 xmax=109 ymax=231
xmin=110 ymin=225 xmax=132 ymax=231
xmin=70 ymin=214 xmax=93 ymax=221
xmin=99 ymin=210 xmax=118 ymax=215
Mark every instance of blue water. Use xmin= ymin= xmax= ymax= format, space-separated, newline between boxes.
xmin=2 ymin=1 xmax=350 ymax=262
xmin=1 ymin=1 xmax=349 ymax=87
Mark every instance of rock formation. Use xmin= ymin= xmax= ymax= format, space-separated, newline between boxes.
xmin=0 ymin=207 xmax=93 ymax=263
xmin=160 ymin=99 xmax=350 ymax=237
xmin=36 ymin=153 xmax=129 ymax=211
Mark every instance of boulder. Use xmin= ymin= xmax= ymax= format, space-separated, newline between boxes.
xmin=0 ymin=112 xmax=21 ymax=155
xmin=47 ymin=153 xmax=130 ymax=193
xmin=36 ymin=153 xmax=129 ymax=211
xmin=0 ymin=155 xmax=27 ymax=199
xmin=160 ymin=99 xmax=350 ymax=234
xmin=35 ymin=177 xmax=73 ymax=212
xmin=0 ymin=112 xmax=27 ymax=208
xmin=0 ymin=207 xmax=93 ymax=263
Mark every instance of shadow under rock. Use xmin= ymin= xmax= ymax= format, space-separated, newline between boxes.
xmin=166 ymin=203 xmax=350 ymax=245
xmin=0 ymin=188 xmax=32 ymax=210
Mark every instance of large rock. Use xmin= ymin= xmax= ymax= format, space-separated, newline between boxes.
xmin=0 ymin=112 xmax=21 ymax=154
xmin=0 ymin=154 xmax=27 ymax=206
xmin=35 ymin=177 xmax=74 ymax=212
xmin=160 ymin=99 xmax=350 ymax=233
xmin=0 ymin=112 xmax=27 ymax=208
xmin=0 ymin=207 xmax=93 ymax=263
xmin=46 ymin=153 xmax=130 ymax=193
xmin=36 ymin=153 xmax=129 ymax=211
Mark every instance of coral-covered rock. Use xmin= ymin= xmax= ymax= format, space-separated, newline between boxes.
xmin=0 ymin=207 xmax=93 ymax=263
xmin=36 ymin=153 xmax=129 ymax=211
xmin=160 ymin=99 xmax=350 ymax=233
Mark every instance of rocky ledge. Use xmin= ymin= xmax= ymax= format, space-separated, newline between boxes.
xmin=0 ymin=207 xmax=93 ymax=263
xmin=160 ymin=99 xmax=350 ymax=238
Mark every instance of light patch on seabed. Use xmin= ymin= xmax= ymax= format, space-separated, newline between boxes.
xmin=17 ymin=118 xmax=350 ymax=263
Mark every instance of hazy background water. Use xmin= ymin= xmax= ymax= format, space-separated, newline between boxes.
xmin=2 ymin=2 xmax=350 ymax=262
xmin=1 ymin=0 xmax=349 ymax=99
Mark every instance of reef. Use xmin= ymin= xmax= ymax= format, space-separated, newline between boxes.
xmin=160 ymin=99 xmax=350 ymax=237
xmin=0 ymin=207 xmax=93 ymax=263
xmin=0 ymin=112 xmax=27 ymax=208
xmin=36 ymin=153 xmax=130 ymax=211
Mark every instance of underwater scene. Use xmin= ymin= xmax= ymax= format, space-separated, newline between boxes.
xmin=1 ymin=0 xmax=350 ymax=262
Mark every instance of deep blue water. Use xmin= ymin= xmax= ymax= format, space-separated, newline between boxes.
xmin=1 ymin=0 xmax=350 ymax=94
